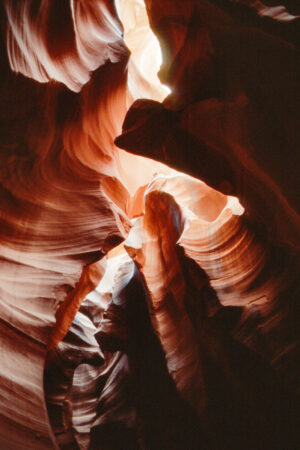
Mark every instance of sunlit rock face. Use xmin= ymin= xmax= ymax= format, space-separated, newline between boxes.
xmin=0 ymin=0 xmax=299 ymax=449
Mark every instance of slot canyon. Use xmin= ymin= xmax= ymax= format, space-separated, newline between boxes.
xmin=0 ymin=0 xmax=299 ymax=449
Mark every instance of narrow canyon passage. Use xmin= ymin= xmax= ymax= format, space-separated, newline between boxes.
xmin=0 ymin=0 xmax=299 ymax=449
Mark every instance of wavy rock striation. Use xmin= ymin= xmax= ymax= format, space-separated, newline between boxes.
xmin=0 ymin=0 xmax=299 ymax=449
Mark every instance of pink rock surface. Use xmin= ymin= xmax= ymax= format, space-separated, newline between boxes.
xmin=0 ymin=0 xmax=299 ymax=448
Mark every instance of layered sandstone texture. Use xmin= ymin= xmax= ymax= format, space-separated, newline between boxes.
xmin=0 ymin=0 xmax=299 ymax=449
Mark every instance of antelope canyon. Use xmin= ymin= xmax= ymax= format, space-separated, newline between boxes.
xmin=0 ymin=0 xmax=299 ymax=449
